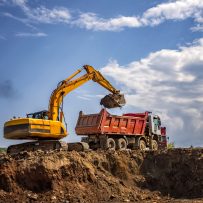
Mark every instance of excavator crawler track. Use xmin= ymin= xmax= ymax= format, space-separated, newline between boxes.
xmin=7 ymin=140 xmax=68 ymax=155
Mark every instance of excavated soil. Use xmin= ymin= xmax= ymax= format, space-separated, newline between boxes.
xmin=0 ymin=148 xmax=203 ymax=203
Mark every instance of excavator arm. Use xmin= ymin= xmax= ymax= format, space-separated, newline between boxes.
xmin=48 ymin=65 xmax=125 ymax=121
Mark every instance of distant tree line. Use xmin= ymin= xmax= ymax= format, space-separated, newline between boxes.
xmin=167 ymin=142 xmax=175 ymax=149
xmin=0 ymin=148 xmax=6 ymax=152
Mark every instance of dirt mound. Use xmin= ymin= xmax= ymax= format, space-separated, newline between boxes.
xmin=0 ymin=148 xmax=202 ymax=203
xmin=140 ymin=149 xmax=203 ymax=198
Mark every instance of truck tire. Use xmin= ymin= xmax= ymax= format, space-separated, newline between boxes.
xmin=106 ymin=138 xmax=116 ymax=150
xmin=152 ymin=140 xmax=158 ymax=150
xmin=116 ymin=138 xmax=127 ymax=150
xmin=139 ymin=140 xmax=146 ymax=150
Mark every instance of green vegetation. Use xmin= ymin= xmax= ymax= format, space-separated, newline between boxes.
xmin=0 ymin=148 xmax=6 ymax=152
xmin=167 ymin=142 xmax=175 ymax=149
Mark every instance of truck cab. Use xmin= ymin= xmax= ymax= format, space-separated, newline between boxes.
xmin=148 ymin=114 xmax=162 ymax=136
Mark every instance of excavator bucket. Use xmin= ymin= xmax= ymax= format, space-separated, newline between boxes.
xmin=100 ymin=93 xmax=126 ymax=108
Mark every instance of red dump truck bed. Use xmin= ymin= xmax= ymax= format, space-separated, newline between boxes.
xmin=75 ymin=109 xmax=148 ymax=136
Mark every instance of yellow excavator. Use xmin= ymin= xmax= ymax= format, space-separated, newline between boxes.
xmin=4 ymin=65 xmax=125 ymax=154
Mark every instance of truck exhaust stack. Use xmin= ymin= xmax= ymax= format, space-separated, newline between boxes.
xmin=100 ymin=93 xmax=126 ymax=108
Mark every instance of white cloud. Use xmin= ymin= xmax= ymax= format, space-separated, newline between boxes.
xmin=101 ymin=38 xmax=203 ymax=146
xmin=26 ymin=6 xmax=71 ymax=24
xmin=77 ymin=96 xmax=91 ymax=101
xmin=15 ymin=32 xmax=47 ymax=37
xmin=10 ymin=0 xmax=71 ymax=24
xmin=184 ymin=108 xmax=203 ymax=131
xmin=4 ymin=12 xmax=38 ymax=30
xmin=142 ymin=0 xmax=203 ymax=25
xmin=12 ymin=0 xmax=26 ymax=6
xmin=2 ymin=0 xmax=203 ymax=32
xmin=74 ymin=13 xmax=141 ymax=31
xmin=191 ymin=24 xmax=203 ymax=32
xmin=74 ymin=0 xmax=203 ymax=31
xmin=77 ymin=93 xmax=104 ymax=101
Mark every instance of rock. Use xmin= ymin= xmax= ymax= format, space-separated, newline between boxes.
xmin=51 ymin=195 xmax=57 ymax=200
xmin=27 ymin=193 xmax=38 ymax=200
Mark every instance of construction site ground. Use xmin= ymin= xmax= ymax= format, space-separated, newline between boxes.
xmin=0 ymin=148 xmax=202 ymax=203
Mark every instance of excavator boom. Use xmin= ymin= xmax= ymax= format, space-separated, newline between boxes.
xmin=48 ymin=65 xmax=125 ymax=121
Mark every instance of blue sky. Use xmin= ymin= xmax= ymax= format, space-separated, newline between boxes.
xmin=0 ymin=0 xmax=203 ymax=147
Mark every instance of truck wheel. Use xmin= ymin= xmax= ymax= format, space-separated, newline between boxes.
xmin=139 ymin=140 xmax=146 ymax=150
xmin=116 ymin=138 xmax=127 ymax=150
xmin=106 ymin=138 xmax=116 ymax=150
xmin=152 ymin=140 xmax=158 ymax=150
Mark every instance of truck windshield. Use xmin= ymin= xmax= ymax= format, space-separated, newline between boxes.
xmin=161 ymin=136 xmax=166 ymax=142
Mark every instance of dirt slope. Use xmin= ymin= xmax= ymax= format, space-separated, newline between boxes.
xmin=0 ymin=148 xmax=202 ymax=203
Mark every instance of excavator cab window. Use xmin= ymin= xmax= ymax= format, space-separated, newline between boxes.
xmin=27 ymin=111 xmax=49 ymax=120
xmin=27 ymin=114 xmax=34 ymax=118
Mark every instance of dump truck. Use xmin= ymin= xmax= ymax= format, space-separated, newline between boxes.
xmin=4 ymin=65 xmax=125 ymax=154
xmin=75 ymin=109 xmax=167 ymax=150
